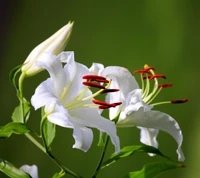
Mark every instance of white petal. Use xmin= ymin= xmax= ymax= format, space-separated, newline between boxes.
xmin=72 ymin=125 xmax=93 ymax=152
xmin=57 ymin=51 xmax=74 ymax=63
xmin=69 ymin=108 xmax=120 ymax=153
xmin=89 ymin=63 xmax=104 ymax=74
xmin=47 ymin=104 xmax=73 ymax=128
xmin=118 ymin=108 xmax=184 ymax=161
xmin=101 ymin=66 xmax=139 ymax=119
xmin=36 ymin=52 xmax=67 ymax=96
xmin=31 ymin=78 xmax=57 ymax=110
xmin=138 ymin=127 xmax=159 ymax=156
xmin=61 ymin=56 xmax=91 ymax=104
xmin=20 ymin=165 xmax=38 ymax=178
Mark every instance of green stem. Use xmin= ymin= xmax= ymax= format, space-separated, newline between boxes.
xmin=18 ymin=73 xmax=26 ymax=122
xmin=92 ymin=135 xmax=110 ymax=178
xmin=25 ymin=133 xmax=45 ymax=152
xmin=25 ymin=133 xmax=82 ymax=178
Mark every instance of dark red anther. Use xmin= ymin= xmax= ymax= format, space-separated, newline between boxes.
xmin=133 ymin=69 xmax=151 ymax=75
xmin=83 ymin=82 xmax=105 ymax=89
xmin=158 ymin=84 xmax=173 ymax=88
xmin=99 ymin=105 xmax=111 ymax=109
xmin=82 ymin=74 xmax=106 ymax=80
xmin=91 ymin=79 xmax=109 ymax=83
xmin=110 ymin=102 xmax=122 ymax=107
xmin=171 ymin=98 xmax=188 ymax=104
xmin=93 ymin=100 xmax=111 ymax=106
xmin=101 ymin=89 xmax=120 ymax=93
xmin=150 ymin=74 xmax=166 ymax=80
xmin=142 ymin=75 xmax=152 ymax=80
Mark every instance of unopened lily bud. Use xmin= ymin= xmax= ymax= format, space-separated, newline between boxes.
xmin=21 ymin=21 xmax=74 ymax=76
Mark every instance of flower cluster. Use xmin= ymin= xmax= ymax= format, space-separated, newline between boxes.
xmin=21 ymin=22 xmax=187 ymax=161
xmin=3 ymin=22 xmax=187 ymax=178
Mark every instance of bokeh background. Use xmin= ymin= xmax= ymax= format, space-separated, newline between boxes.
xmin=0 ymin=0 xmax=199 ymax=177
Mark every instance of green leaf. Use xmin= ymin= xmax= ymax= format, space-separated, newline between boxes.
xmin=0 ymin=122 xmax=30 ymax=138
xmin=97 ymin=131 xmax=106 ymax=147
xmin=0 ymin=159 xmax=31 ymax=178
xmin=12 ymin=98 xmax=31 ymax=123
xmin=42 ymin=119 xmax=56 ymax=149
xmin=52 ymin=171 xmax=65 ymax=178
xmin=9 ymin=64 xmax=23 ymax=91
xmin=124 ymin=162 xmax=184 ymax=178
xmin=101 ymin=145 xmax=169 ymax=170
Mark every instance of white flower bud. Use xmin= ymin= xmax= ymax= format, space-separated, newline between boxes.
xmin=22 ymin=21 xmax=74 ymax=76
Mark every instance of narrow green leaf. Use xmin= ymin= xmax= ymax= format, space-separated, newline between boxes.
xmin=12 ymin=98 xmax=31 ymax=123
xmin=9 ymin=64 xmax=23 ymax=91
xmin=102 ymin=145 xmax=169 ymax=170
xmin=97 ymin=131 xmax=106 ymax=147
xmin=0 ymin=159 xmax=31 ymax=178
xmin=124 ymin=162 xmax=184 ymax=178
xmin=0 ymin=122 xmax=30 ymax=138
xmin=52 ymin=171 xmax=65 ymax=178
xmin=42 ymin=119 xmax=56 ymax=149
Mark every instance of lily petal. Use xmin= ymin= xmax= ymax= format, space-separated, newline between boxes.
xmin=31 ymin=78 xmax=57 ymax=110
xmin=36 ymin=52 xmax=67 ymax=96
xmin=101 ymin=66 xmax=139 ymax=119
xmin=69 ymin=108 xmax=120 ymax=153
xmin=20 ymin=165 xmax=38 ymax=178
xmin=118 ymin=108 xmax=184 ymax=161
xmin=72 ymin=125 xmax=93 ymax=152
xmin=89 ymin=63 xmax=104 ymax=74
xmin=138 ymin=127 xmax=159 ymax=156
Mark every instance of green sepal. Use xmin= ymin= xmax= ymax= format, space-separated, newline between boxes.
xmin=101 ymin=145 xmax=169 ymax=170
xmin=97 ymin=131 xmax=106 ymax=147
xmin=124 ymin=162 xmax=184 ymax=178
xmin=9 ymin=64 xmax=23 ymax=91
xmin=11 ymin=98 xmax=31 ymax=123
xmin=52 ymin=170 xmax=65 ymax=178
xmin=42 ymin=119 xmax=56 ymax=150
xmin=0 ymin=159 xmax=31 ymax=178
xmin=0 ymin=122 xmax=30 ymax=138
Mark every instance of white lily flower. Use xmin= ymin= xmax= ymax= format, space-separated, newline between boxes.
xmin=90 ymin=63 xmax=187 ymax=161
xmin=22 ymin=21 xmax=73 ymax=76
xmin=20 ymin=165 xmax=38 ymax=178
xmin=31 ymin=52 xmax=120 ymax=153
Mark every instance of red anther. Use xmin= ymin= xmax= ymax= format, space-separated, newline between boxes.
xmin=150 ymin=74 xmax=166 ymax=80
xmin=145 ymin=67 xmax=156 ymax=72
xmin=134 ymin=69 xmax=151 ymax=75
xmin=142 ymin=75 xmax=152 ymax=80
xmin=110 ymin=102 xmax=122 ymax=107
xmin=91 ymin=79 xmax=109 ymax=83
xmin=158 ymin=84 xmax=173 ymax=88
xmin=99 ymin=105 xmax=111 ymax=109
xmin=92 ymin=100 xmax=111 ymax=106
xmin=83 ymin=82 xmax=105 ymax=89
xmin=101 ymin=89 xmax=120 ymax=93
xmin=82 ymin=74 xmax=106 ymax=80
xmin=171 ymin=98 xmax=188 ymax=104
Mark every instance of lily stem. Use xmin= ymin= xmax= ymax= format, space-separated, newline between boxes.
xmin=25 ymin=133 xmax=82 ymax=178
xmin=92 ymin=135 xmax=110 ymax=178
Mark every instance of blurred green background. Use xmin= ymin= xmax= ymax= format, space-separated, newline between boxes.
xmin=0 ymin=0 xmax=199 ymax=177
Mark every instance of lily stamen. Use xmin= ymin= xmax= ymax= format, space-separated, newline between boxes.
xmin=83 ymin=81 xmax=105 ymax=89
xmin=101 ymin=89 xmax=120 ymax=93
xmin=171 ymin=98 xmax=188 ymax=104
xmin=134 ymin=64 xmax=188 ymax=107
xmin=90 ymin=79 xmax=109 ymax=83
xmin=82 ymin=74 xmax=106 ymax=80
xmin=158 ymin=84 xmax=173 ymax=88
xmin=150 ymin=74 xmax=166 ymax=80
